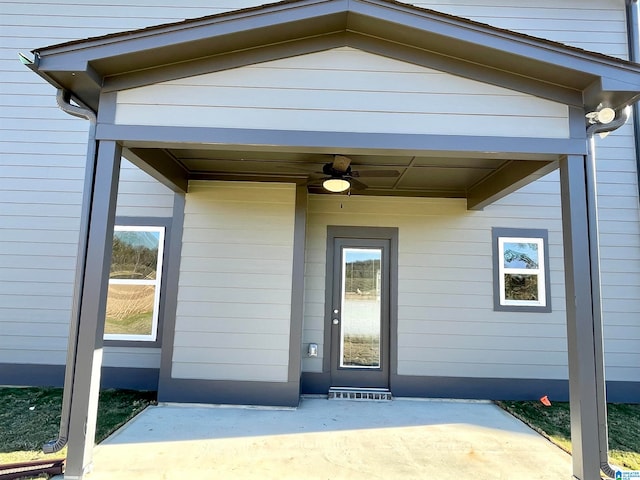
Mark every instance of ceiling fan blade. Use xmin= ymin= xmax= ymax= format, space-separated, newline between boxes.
xmin=348 ymin=177 xmax=368 ymax=190
xmin=352 ymin=169 xmax=400 ymax=178
xmin=307 ymin=183 xmax=326 ymax=193
xmin=308 ymin=172 xmax=326 ymax=178
xmin=332 ymin=155 xmax=351 ymax=173
xmin=306 ymin=176 xmax=324 ymax=186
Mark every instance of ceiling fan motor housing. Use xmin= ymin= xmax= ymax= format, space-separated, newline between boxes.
xmin=323 ymin=162 xmax=352 ymax=178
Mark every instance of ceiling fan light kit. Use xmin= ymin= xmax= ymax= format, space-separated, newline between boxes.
xmin=315 ymin=154 xmax=400 ymax=193
xmin=323 ymin=177 xmax=351 ymax=193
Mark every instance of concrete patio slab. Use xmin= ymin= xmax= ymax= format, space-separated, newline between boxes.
xmin=80 ymin=397 xmax=573 ymax=479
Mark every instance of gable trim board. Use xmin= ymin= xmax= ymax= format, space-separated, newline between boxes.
xmin=99 ymin=123 xmax=587 ymax=155
xmin=101 ymin=31 xmax=586 ymax=107
xmin=29 ymin=0 xmax=640 ymax=112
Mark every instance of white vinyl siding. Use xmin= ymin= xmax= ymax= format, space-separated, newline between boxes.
xmin=172 ymin=182 xmax=295 ymax=383
xmin=115 ymin=47 xmax=570 ymax=138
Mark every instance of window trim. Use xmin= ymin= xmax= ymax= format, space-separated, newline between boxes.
xmin=492 ymin=228 xmax=551 ymax=313
xmin=104 ymin=217 xmax=172 ymax=347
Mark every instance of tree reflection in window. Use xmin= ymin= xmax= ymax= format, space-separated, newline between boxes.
xmin=498 ymin=238 xmax=546 ymax=307
xmin=105 ymin=226 xmax=164 ymax=341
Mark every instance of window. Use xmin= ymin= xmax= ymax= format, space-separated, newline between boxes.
xmin=105 ymin=225 xmax=165 ymax=341
xmin=492 ymin=228 xmax=551 ymax=312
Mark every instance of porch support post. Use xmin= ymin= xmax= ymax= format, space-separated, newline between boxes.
xmin=559 ymin=154 xmax=602 ymax=480
xmin=65 ymin=140 xmax=122 ymax=479
xmin=288 ymin=185 xmax=307 ymax=394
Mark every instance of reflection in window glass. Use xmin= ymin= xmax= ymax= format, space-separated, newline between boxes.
xmin=504 ymin=274 xmax=539 ymax=301
xmin=503 ymin=242 xmax=539 ymax=269
xmin=340 ymin=248 xmax=382 ymax=368
xmin=105 ymin=284 xmax=155 ymax=336
xmin=105 ymin=226 xmax=164 ymax=342
xmin=498 ymin=237 xmax=546 ymax=307
xmin=110 ymin=231 xmax=160 ymax=280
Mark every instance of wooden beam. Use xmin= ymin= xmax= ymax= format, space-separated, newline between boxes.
xmin=189 ymin=172 xmax=307 ymax=184
xmin=466 ymin=159 xmax=558 ymax=210
xmin=124 ymin=147 xmax=189 ymax=193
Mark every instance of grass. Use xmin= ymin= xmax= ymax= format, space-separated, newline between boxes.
xmin=497 ymin=401 xmax=640 ymax=471
xmin=0 ymin=387 xmax=156 ymax=465
xmin=343 ymin=335 xmax=380 ymax=367
xmin=105 ymin=310 xmax=153 ymax=335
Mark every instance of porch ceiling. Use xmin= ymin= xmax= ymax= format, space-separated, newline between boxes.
xmin=125 ymin=145 xmax=558 ymax=209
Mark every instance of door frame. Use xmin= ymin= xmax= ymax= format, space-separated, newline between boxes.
xmin=323 ymin=226 xmax=399 ymax=389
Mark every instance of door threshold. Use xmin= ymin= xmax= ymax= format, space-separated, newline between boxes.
xmin=328 ymin=387 xmax=392 ymax=401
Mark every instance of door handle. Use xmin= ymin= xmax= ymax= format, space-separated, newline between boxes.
xmin=332 ymin=318 xmax=340 ymax=325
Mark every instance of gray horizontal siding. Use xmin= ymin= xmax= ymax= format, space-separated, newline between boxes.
xmin=412 ymin=0 xmax=629 ymax=59
xmin=103 ymin=347 xmax=161 ymax=369
xmin=0 ymin=348 xmax=67 ymax=365
xmin=0 ymin=0 xmax=177 ymax=369
xmin=115 ymin=47 xmax=569 ymax=138
xmin=171 ymin=181 xmax=295 ymax=383
xmin=303 ymin=182 xmax=640 ymax=382
xmin=1 ymin=0 xmax=637 ymax=388
xmin=302 ymin=194 xmax=569 ymax=380
xmin=593 ymin=125 xmax=640 ymax=380
xmin=171 ymin=363 xmax=289 ymax=383
xmin=116 ymin=159 xmax=174 ymax=217
xmin=0 ymin=364 xmax=159 ymax=391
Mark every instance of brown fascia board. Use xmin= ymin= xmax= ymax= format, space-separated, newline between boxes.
xmin=348 ymin=5 xmax=640 ymax=98
xmin=90 ymin=13 xmax=347 ymax=77
xmin=30 ymin=0 xmax=640 ymax=111
xmin=31 ymin=1 xmax=348 ymax=109
xmin=28 ymin=0 xmax=638 ymax=71
xmin=32 ymin=0 xmax=345 ymax=69
xmin=33 ymin=0 xmax=310 ymax=53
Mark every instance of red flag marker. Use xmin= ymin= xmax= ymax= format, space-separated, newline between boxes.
xmin=540 ymin=395 xmax=551 ymax=407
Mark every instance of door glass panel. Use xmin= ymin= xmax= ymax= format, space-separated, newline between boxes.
xmin=340 ymin=248 xmax=382 ymax=368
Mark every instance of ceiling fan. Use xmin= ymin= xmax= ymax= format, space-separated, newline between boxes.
xmin=311 ymin=155 xmax=399 ymax=193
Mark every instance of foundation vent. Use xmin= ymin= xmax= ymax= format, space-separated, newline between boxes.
xmin=328 ymin=387 xmax=392 ymax=401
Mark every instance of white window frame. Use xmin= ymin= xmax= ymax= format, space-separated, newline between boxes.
xmin=104 ymin=225 xmax=165 ymax=342
xmin=498 ymin=236 xmax=546 ymax=308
